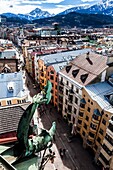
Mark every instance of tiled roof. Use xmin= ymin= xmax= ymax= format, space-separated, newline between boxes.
xmin=0 ymin=105 xmax=25 ymax=134
xmin=60 ymin=52 xmax=108 ymax=86
xmin=0 ymin=72 xmax=24 ymax=99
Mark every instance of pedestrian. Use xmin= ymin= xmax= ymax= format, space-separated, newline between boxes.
xmin=63 ymin=148 xmax=66 ymax=156
xmin=53 ymin=134 xmax=56 ymax=142
xmin=59 ymin=148 xmax=63 ymax=159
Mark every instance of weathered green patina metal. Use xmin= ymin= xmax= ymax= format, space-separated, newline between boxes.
xmin=26 ymin=122 xmax=56 ymax=156
xmin=1 ymin=80 xmax=56 ymax=169
xmin=16 ymin=80 xmax=55 ymax=158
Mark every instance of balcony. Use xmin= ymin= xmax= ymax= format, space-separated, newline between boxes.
xmin=86 ymin=139 xmax=93 ymax=146
xmin=98 ymin=153 xmax=110 ymax=168
xmin=77 ymin=119 xmax=82 ymax=128
xmin=89 ymin=126 xmax=97 ymax=133
xmin=88 ymin=132 xmax=95 ymax=141
xmin=104 ymin=138 xmax=113 ymax=150
xmin=101 ymin=147 xmax=112 ymax=160
xmin=80 ymin=98 xmax=86 ymax=111
xmin=92 ymin=117 xmax=99 ymax=124
xmin=78 ymin=111 xmax=84 ymax=119
xmin=98 ymin=157 xmax=109 ymax=169
xmin=92 ymin=109 xmax=101 ymax=124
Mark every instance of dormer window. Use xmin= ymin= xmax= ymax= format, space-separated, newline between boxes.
xmin=66 ymin=65 xmax=72 ymax=73
xmin=7 ymin=82 xmax=14 ymax=92
xmin=72 ymin=69 xmax=79 ymax=78
xmin=80 ymin=73 xmax=88 ymax=83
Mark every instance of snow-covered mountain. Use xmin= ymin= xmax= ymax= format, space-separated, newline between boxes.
xmin=2 ymin=0 xmax=113 ymax=22
xmin=58 ymin=0 xmax=113 ymax=16
xmin=2 ymin=8 xmax=54 ymax=21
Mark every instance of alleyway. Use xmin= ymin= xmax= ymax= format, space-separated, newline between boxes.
xmin=26 ymin=72 xmax=100 ymax=170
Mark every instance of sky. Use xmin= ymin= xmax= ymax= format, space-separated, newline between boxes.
xmin=0 ymin=0 xmax=100 ymax=15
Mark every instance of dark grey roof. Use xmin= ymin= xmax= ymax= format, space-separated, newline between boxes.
xmin=0 ymin=105 xmax=25 ymax=134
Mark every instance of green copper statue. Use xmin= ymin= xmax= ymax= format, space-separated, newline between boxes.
xmin=14 ymin=80 xmax=56 ymax=160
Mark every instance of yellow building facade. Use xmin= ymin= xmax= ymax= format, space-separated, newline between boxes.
xmin=77 ymin=82 xmax=113 ymax=157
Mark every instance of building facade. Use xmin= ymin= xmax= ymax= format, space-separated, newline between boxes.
xmin=58 ymin=52 xmax=108 ymax=134
xmin=97 ymin=117 xmax=113 ymax=169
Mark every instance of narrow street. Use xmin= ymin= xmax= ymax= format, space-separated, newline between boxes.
xmin=26 ymin=72 xmax=100 ymax=170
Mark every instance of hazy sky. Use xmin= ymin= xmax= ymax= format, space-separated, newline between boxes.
xmin=0 ymin=0 xmax=100 ymax=14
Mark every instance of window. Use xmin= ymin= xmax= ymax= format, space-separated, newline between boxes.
xmin=92 ymin=114 xmax=99 ymax=120
xmin=77 ymin=127 xmax=80 ymax=132
xmin=82 ymin=131 xmax=85 ymax=136
xmin=94 ymin=144 xmax=98 ymax=150
xmin=65 ymin=108 xmax=67 ymax=113
xmin=66 ymin=81 xmax=69 ymax=86
xmin=56 ymin=77 xmax=57 ymax=82
xmin=80 ymin=103 xmax=85 ymax=108
xmin=102 ymin=119 xmax=106 ymax=125
xmin=50 ymin=75 xmax=54 ymax=80
xmin=97 ymin=137 xmax=101 ymax=143
xmin=75 ymin=97 xmax=78 ymax=104
xmin=17 ymin=100 xmax=21 ymax=104
xmin=88 ymin=99 xmax=90 ymax=103
xmin=76 ymin=88 xmax=79 ymax=93
xmin=79 ymin=111 xmax=83 ymax=117
xmin=84 ymin=123 xmax=87 ymax=130
xmin=74 ymin=108 xmax=77 ymax=114
xmin=78 ymin=119 xmax=82 ymax=124
xmin=87 ymin=107 xmax=90 ymax=112
xmin=99 ymin=128 xmax=103 ymax=135
xmin=99 ymin=153 xmax=109 ymax=165
xmin=66 ymin=89 xmax=68 ymax=95
xmin=41 ymin=73 xmax=44 ymax=77
xmin=68 ymin=105 xmax=72 ymax=112
xmin=69 ymin=95 xmax=73 ymax=102
xmin=71 ymin=84 xmax=74 ymax=90
xmin=0 ymin=102 xmax=1 ymax=106
xmin=50 ymin=70 xmax=54 ymax=74
xmin=108 ymin=122 xmax=113 ymax=132
xmin=86 ymin=116 xmax=89 ymax=121
xmin=73 ymin=117 xmax=75 ymax=124
xmin=65 ymin=99 xmax=67 ymax=105
xmin=90 ymin=123 xmax=97 ymax=130
xmin=89 ymin=132 xmax=95 ymax=138
xmin=7 ymin=100 xmax=12 ymax=105
xmin=105 ymin=134 xmax=113 ymax=145
xmin=91 ymin=102 xmax=93 ymax=105
xmin=67 ymin=114 xmax=71 ymax=121
xmin=102 ymin=144 xmax=112 ymax=156
xmin=59 ymin=96 xmax=63 ymax=103
xmin=87 ymin=139 xmax=93 ymax=145
xmin=48 ymin=72 xmax=49 ymax=76
xmin=22 ymin=99 xmax=26 ymax=103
